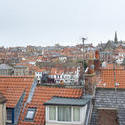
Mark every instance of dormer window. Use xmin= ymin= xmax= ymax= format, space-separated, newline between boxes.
xmin=49 ymin=106 xmax=56 ymax=120
xmin=58 ymin=106 xmax=71 ymax=121
xmin=44 ymin=97 xmax=90 ymax=124
xmin=25 ymin=108 xmax=36 ymax=121
xmin=73 ymin=107 xmax=80 ymax=121
xmin=47 ymin=106 xmax=81 ymax=122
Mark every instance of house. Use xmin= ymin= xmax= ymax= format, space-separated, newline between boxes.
xmin=0 ymin=76 xmax=34 ymax=125
xmin=48 ymin=66 xmax=81 ymax=85
xmin=18 ymin=84 xmax=93 ymax=125
xmin=0 ymin=92 xmax=7 ymax=125
xmin=0 ymin=74 xmax=94 ymax=125
xmin=0 ymin=64 xmax=13 ymax=76
xmin=90 ymin=66 xmax=125 ymax=125
xmin=35 ymin=68 xmax=49 ymax=83
xmin=44 ymin=96 xmax=91 ymax=125
xmin=58 ymin=56 xmax=68 ymax=63
xmin=99 ymin=51 xmax=113 ymax=62
xmin=14 ymin=65 xmax=29 ymax=76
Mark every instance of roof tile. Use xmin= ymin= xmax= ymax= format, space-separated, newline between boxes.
xmin=18 ymin=86 xmax=83 ymax=125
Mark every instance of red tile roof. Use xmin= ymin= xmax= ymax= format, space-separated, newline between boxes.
xmin=0 ymin=76 xmax=34 ymax=108
xmin=101 ymin=64 xmax=124 ymax=69
xmin=18 ymin=86 xmax=83 ymax=125
xmin=97 ymin=68 xmax=125 ymax=88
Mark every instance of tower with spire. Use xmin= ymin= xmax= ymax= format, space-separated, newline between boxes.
xmin=114 ymin=31 xmax=118 ymax=43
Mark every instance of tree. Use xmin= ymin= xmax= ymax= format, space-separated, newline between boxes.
xmin=55 ymin=43 xmax=61 ymax=47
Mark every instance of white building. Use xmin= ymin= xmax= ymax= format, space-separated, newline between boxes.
xmin=48 ymin=66 xmax=81 ymax=84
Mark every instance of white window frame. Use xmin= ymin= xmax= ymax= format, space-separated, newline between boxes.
xmin=25 ymin=108 xmax=36 ymax=121
xmin=47 ymin=106 xmax=81 ymax=124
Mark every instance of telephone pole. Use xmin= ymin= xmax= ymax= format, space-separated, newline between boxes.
xmin=82 ymin=38 xmax=86 ymax=75
xmin=82 ymin=37 xmax=86 ymax=86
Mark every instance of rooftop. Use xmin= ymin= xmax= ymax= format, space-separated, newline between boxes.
xmin=97 ymin=68 xmax=125 ymax=88
xmin=0 ymin=76 xmax=34 ymax=108
xmin=44 ymin=96 xmax=90 ymax=106
xmin=0 ymin=64 xmax=13 ymax=70
xmin=18 ymin=85 xmax=83 ymax=125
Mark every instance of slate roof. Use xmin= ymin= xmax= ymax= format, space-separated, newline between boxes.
xmin=90 ymin=88 xmax=124 ymax=125
xmin=90 ymin=67 xmax=125 ymax=124
xmin=0 ymin=64 xmax=13 ymax=70
xmin=44 ymin=96 xmax=90 ymax=106
xmin=18 ymin=86 xmax=83 ymax=125
xmin=14 ymin=65 xmax=27 ymax=68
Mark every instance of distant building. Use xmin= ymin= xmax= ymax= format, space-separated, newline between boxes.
xmin=0 ymin=64 xmax=13 ymax=76
xmin=14 ymin=65 xmax=29 ymax=76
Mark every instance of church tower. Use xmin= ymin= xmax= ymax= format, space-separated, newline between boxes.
xmin=114 ymin=31 xmax=118 ymax=43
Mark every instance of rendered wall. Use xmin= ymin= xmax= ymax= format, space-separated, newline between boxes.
xmin=0 ymin=103 xmax=6 ymax=125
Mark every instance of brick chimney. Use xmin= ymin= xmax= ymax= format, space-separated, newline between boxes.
xmin=84 ymin=59 xmax=97 ymax=95
xmin=84 ymin=50 xmax=100 ymax=95
xmin=85 ymin=73 xmax=96 ymax=95
xmin=94 ymin=50 xmax=101 ymax=72
xmin=95 ymin=50 xmax=99 ymax=59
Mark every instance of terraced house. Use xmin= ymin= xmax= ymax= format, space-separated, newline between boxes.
xmin=89 ymin=65 xmax=125 ymax=125
xmin=0 ymin=75 xmax=93 ymax=125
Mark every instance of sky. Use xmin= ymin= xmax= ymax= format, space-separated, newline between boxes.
xmin=0 ymin=0 xmax=125 ymax=47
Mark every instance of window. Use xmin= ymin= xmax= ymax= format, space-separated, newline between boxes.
xmin=73 ymin=107 xmax=80 ymax=121
xmin=48 ymin=106 xmax=80 ymax=123
xmin=49 ymin=106 xmax=56 ymax=120
xmin=25 ymin=108 xmax=36 ymax=121
xmin=58 ymin=106 xmax=71 ymax=121
xmin=6 ymin=108 xmax=13 ymax=123
xmin=26 ymin=111 xmax=34 ymax=119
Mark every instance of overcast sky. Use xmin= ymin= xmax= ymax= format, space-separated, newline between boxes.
xmin=0 ymin=0 xmax=125 ymax=47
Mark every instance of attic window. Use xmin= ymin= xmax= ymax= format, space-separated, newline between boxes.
xmin=25 ymin=108 xmax=36 ymax=121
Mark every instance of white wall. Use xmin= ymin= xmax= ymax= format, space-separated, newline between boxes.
xmin=0 ymin=103 xmax=6 ymax=125
xmin=45 ymin=105 xmax=87 ymax=125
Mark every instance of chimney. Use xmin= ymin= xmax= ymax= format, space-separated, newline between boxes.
xmin=94 ymin=60 xmax=100 ymax=72
xmin=85 ymin=73 xmax=96 ymax=95
xmin=94 ymin=50 xmax=101 ymax=73
xmin=84 ymin=59 xmax=96 ymax=95
xmin=95 ymin=50 xmax=99 ymax=60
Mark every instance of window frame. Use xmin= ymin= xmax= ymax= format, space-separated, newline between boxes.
xmin=6 ymin=108 xmax=13 ymax=124
xmin=73 ymin=106 xmax=80 ymax=122
xmin=25 ymin=108 xmax=36 ymax=121
xmin=48 ymin=106 xmax=56 ymax=121
xmin=57 ymin=106 xmax=72 ymax=122
xmin=47 ymin=106 xmax=81 ymax=124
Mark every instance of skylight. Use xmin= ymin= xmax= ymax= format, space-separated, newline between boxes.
xmin=25 ymin=108 xmax=36 ymax=121
xmin=26 ymin=111 xmax=34 ymax=119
